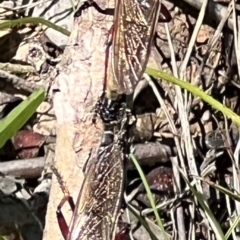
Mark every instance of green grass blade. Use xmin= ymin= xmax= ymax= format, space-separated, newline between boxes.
xmin=195 ymin=176 xmax=240 ymax=202
xmin=129 ymin=153 xmax=169 ymax=240
xmin=146 ymin=68 xmax=240 ymax=127
xmin=0 ymin=17 xmax=70 ymax=36
xmin=225 ymin=215 xmax=240 ymax=239
xmin=194 ymin=176 xmax=240 ymax=239
xmin=0 ymin=88 xmax=45 ymax=148
xmin=183 ymin=175 xmax=225 ymax=240
xmin=127 ymin=203 xmax=159 ymax=240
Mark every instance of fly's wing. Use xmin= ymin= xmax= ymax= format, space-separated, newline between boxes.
xmin=112 ymin=0 xmax=162 ymax=95
xmin=68 ymin=143 xmax=124 ymax=240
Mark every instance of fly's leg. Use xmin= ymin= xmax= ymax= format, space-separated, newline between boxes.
xmin=51 ymin=165 xmax=75 ymax=240
xmin=115 ymin=217 xmax=131 ymax=240
xmin=74 ymin=0 xmax=114 ymax=18
xmin=115 ymin=225 xmax=130 ymax=240
xmin=159 ymin=4 xmax=172 ymax=22
xmin=74 ymin=0 xmax=171 ymax=23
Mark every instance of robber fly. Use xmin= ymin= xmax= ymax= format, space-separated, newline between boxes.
xmin=55 ymin=1 xmax=171 ymax=240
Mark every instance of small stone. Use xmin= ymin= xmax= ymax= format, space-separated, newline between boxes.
xmin=201 ymin=110 xmax=211 ymax=123
xmin=37 ymin=102 xmax=52 ymax=114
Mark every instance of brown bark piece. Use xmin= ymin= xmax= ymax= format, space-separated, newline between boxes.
xmin=43 ymin=1 xmax=114 ymax=239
